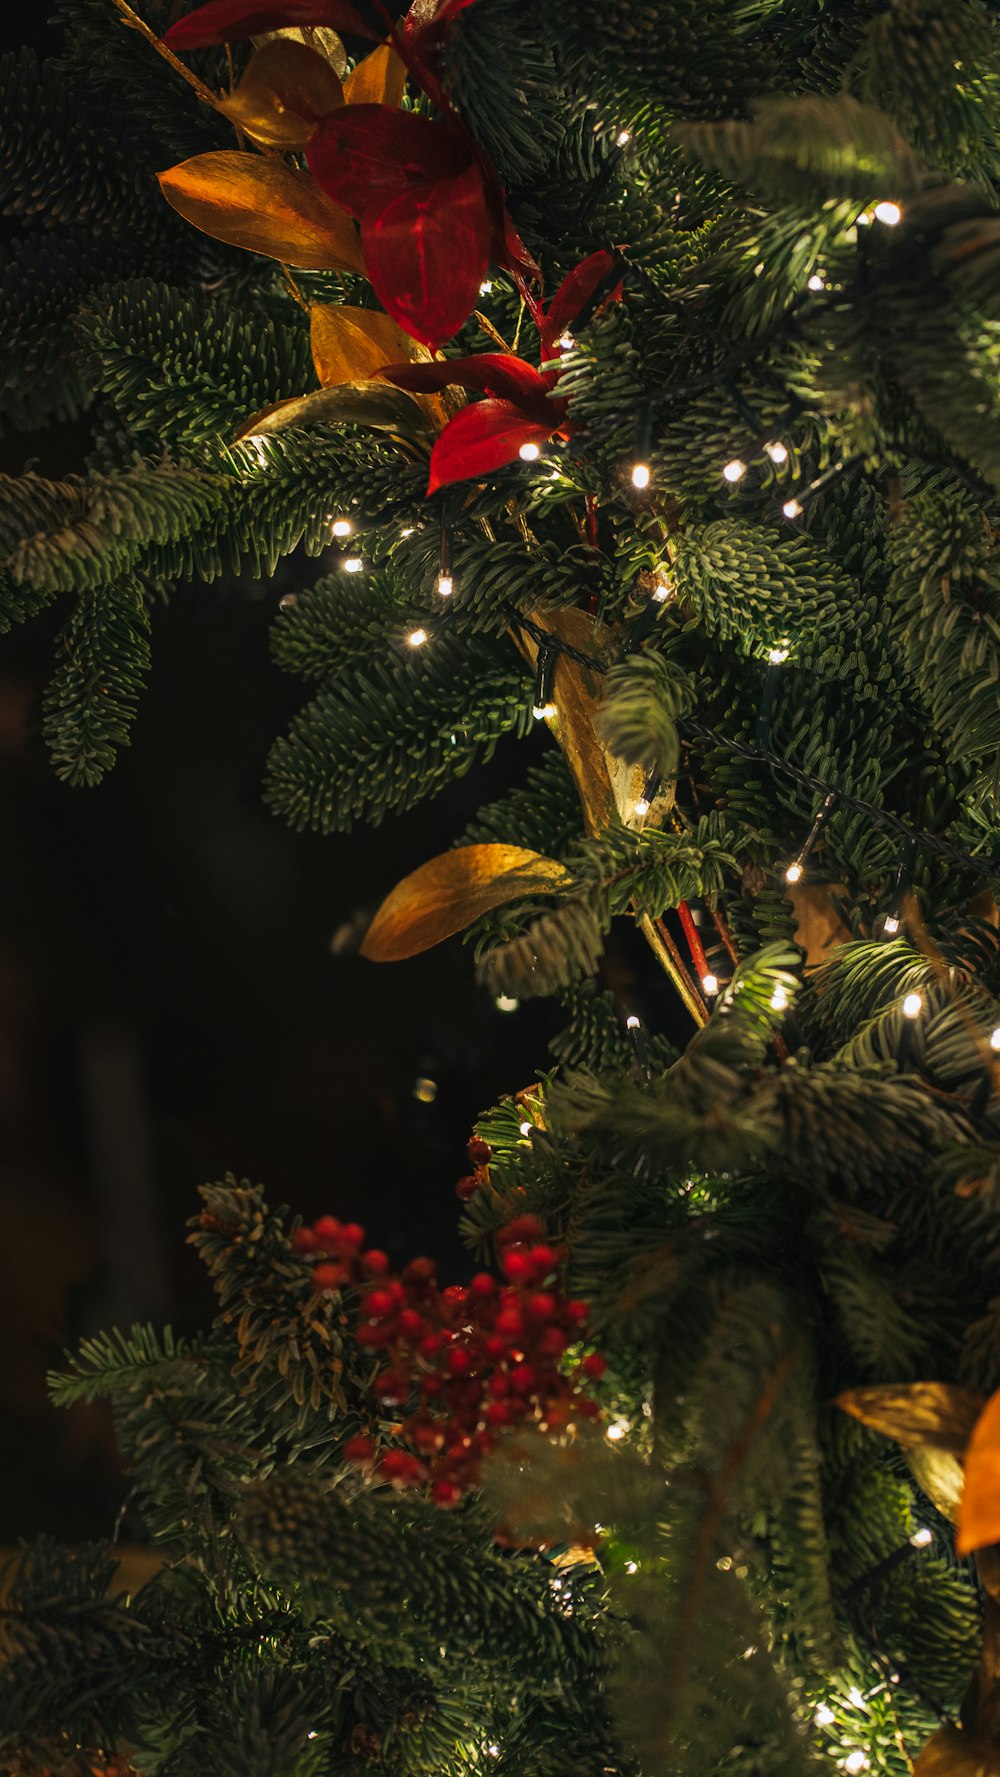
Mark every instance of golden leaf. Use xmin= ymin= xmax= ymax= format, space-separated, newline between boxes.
xmin=904 ymin=1446 xmax=965 ymax=1523
xmin=252 ymin=25 xmax=348 ymax=75
xmin=310 ymin=304 xmax=450 ymax=430
xmin=836 ymin=1381 xmax=984 ymax=1451
xmin=787 ymin=880 xmax=852 ymax=966
xmin=518 ymin=608 xmax=617 ymax=836
xmin=216 ymin=41 xmax=344 ymax=149
xmin=157 ymin=152 xmax=365 ymax=274
xmin=343 ymin=41 xmax=407 ymax=107
xmin=959 ymin=1388 xmax=1000 ymax=1555
xmin=361 ymin=844 xmax=570 ymax=962
xmin=914 ymin=1726 xmax=1000 ymax=1776
xmin=235 ymin=380 xmax=433 ymax=444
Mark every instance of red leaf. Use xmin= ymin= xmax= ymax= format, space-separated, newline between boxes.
xmin=362 ymin=164 xmax=491 ymax=349
xmin=427 ymin=399 xmax=556 ymax=493
xmin=379 ymin=353 xmax=553 ymax=416
xmin=163 ymin=0 xmax=374 ymax=49
xmin=307 ymin=104 xmax=469 ymax=221
xmin=542 ymin=249 xmax=622 ymax=348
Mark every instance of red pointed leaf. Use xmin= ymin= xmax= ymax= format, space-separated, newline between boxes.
xmin=362 ymin=164 xmax=490 ymax=348
xmin=542 ymin=249 xmax=622 ymax=347
xmin=164 ymin=0 xmax=374 ymax=50
xmin=427 ymin=399 xmax=556 ymax=493
xmin=307 ymin=105 xmax=469 ymax=221
xmin=379 ymin=352 xmax=553 ymax=415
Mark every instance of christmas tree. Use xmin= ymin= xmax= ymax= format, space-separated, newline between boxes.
xmin=7 ymin=0 xmax=1000 ymax=1772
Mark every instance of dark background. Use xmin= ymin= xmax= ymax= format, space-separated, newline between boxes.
xmin=0 ymin=8 xmax=562 ymax=1541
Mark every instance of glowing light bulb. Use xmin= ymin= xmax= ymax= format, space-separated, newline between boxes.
xmin=882 ymin=914 xmax=900 ymax=936
xmin=556 ymin=332 xmax=575 ymax=350
xmin=785 ymin=861 xmax=803 ymax=884
xmin=768 ymin=645 xmax=790 ymax=664
xmin=874 ymin=200 xmax=902 ymax=226
xmin=807 ymin=273 xmax=825 ymax=291
xmin=910 ymin=1526 xmax=933 ymax=1548
xmin=857 ymin=211 xmax=873 ymax=227
xmin=902 ymin=991 xmax=923 ymax=1019
xmin=631 ymin=461 xmax=651 ymax=490
xmin=702 ymin=973 xmax=719 ymax=997
xmin=413 ymin=1076 xmax=438 ymax=1103
xmin=615 ymin=128 xmax=631 ymax=147
xmin=332 ymin=518 xmax=352 ymax=538
xmin=770 ymin=983 xmax=789 ymax=1012
xmin=519 ymin=441 xmax=541 ymax=461
xmin=343 ymin=556 xmax=363 ymax=573
xmin=400 ymin=525 xmax=415 ymax=538
xmin=764 ymin=440 xmax=788 ymax=464
xmin=635 ymin=797 xmax=650 ymax=817
xmin=847 ymin=1688 xmax=865 ymax=1709
xmin=279 ymin=593 xmax=297 ymax=612
xmin=625 ymin=1559 xmax=639 ymax=1573
xmin=626 ymin=1015 xmax=640 ymax=1031
xmin=495 ymin=994 xmax=519 ymax=1013
xmin=991 ymin=1026 xmax=1000 ymax=1051
xmin=844 ymin=1752 xmax=869 ymax=1773
xmin=533 ymin=700 xmax=556 ymax=720
xmin=652 ymin=579 xmax=672 ymax=601
xmin=723 ymin=458 xmax=746 ymax=482
xmin=814 ymin=1705 xmax=835 ymax=1727
xmin=436 ymin=573 xmax=454 ymax=598
xmin=518 ymin=1120 xmax=533 ymax=1137
xmin=406 ymin=627 xmax=428 ymax=648
xmin=783 ymin=498 xmax=803 ymax=519
xmin=479 ymin=280 xmax=493 ymax=295
xmin=605 ymin=1419 xmax=629 ymax=1441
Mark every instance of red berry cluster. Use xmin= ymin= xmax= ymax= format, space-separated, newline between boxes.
xmin=289 ymin=1148 xmax=606 ymax=1506
xmin=454 ymin=1133 xmax=492 ymax=1203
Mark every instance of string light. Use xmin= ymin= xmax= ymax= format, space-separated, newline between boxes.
xmin=723 ymin=458 xmax=747 ymax=482
xmin=413 ymin=1076 xmax=438 ymax=1103
xmin=843 ymin=1754 xmax=869 ymax=1774
xmin=519 ymin=441 xmax=541 ymax=461
xmin=784 ymin=789 xmax=836 ymax=884
xmin=814 ymin=1705 xmax=836 ymax=1728
xmin=702 ymin=972 xmax=719 ymax=996
xmin=533 ymin=642 xmax=557 ymax=720
xmin=991 ymin=1027 xmax=1000 ymax=1051
xmin=882 ymin=914 xmax=900 ymax=936
xmin=785 ymin=861 xmax=803 ymax=885
xmin=625 ymin=1560 xmax=639 ymax=1573
xmin=615 ymin=128 xmax=631 ymax=146
xmin=631 ymin=461 xmax=651 ymax=489
xmin=807 ymin=273 xmax=825 ymax=291
xmin=764 ymin=440 xmax=788 ymax=464
xmin=436 ymin=574 xmax=454 ymax=597
xmin=635 ymin=769 xmax=662 ymax=819
xmin=626 ymin=1011 xmax=652 ymax=1076
xmin=556 ymin=332 xmax=575 ymax=350
xmin=278 ymin=593 xmax=297 ymax=612
xmin=902 ymin=991 xmax=923 ymax=1019
xmin=518 ymin=1120 xmax=533 ymax=1137
xmin=400 ymin=525 xmax=415 ymax=538
xmin=331 ymin=518 xmax=352 ymax=538
xmin=909 ymin=1526 xmax=933 ymax=1548
xmin=479 ymin=280 xmax=493 ymax=295
xmin=782 ymin=497 xmax=803 ymax=519
xmin=770 ymin=983 xmax=789 ymax=1011
xmin=874 ymin=201 xmax=902 ymax=226
xmin=406 ymin=627 xmax=428 ymax=648
xmin=342 ymin=557 xmax=363 ymax=573
xmin=495 ymin=994 xmax=519 ymax=1013
xmin=651 ymin=578 xmax=673 ymax=602
xmin=635 ymin=796 xmax=650 ymax=818
xmin=605 ymin=1418 xmax=629 ymax=1441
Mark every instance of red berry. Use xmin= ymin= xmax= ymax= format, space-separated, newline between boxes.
xmin=396 ymin=1308 xmax=424 ymax=1340
xmin=431 ymin=1478 xmax=463 ymax=1506
xmin=361 ymin=1249 xmax=390 ymax=1277
xmin=292 ymin=1227 xmax=319 ymax=1254
xmin=403 ymin=1257 xmax=437 ymax=1287
xmin=565 ymin=1301 xmax=590 ymax=1325
xmin=485 ymin=1400 xmax=512 ymax=1427
xmin=487 ymin=1371 xmax=510 ymax=1398
xmin=340 ymin=1222 xmax=365 ymax=1251
xmin=469 ymin=1272 xmax=497 ymax=1299
xmin=576 ymin=1397 xmax=601 ymax=1418
xmin=499 ymin=1215 xmax=545 ymax=1246
xmin=313 ymin=1215 xmax=342 ymax=1243
xmin=381 ymin=1449 xmax=424 ymax=1484
xmin=581 ymin=1352 xmax=607 ymax=1379
xmin=355 ymin=1324 xmax=385 ymax=1348
xmin=455 ymin=1174 xmax=479 ymax=1203
xmin=343 ymin=1432 xmax=374 ymax=1462
xmin=418 ymin=1332 xmax=443 ymax=1359
xmin=510 ymin=1362 xmax=536 ymax=1393
xmin=527 ymin=1244 xmax=560 ymax=1277
xmin=537 ymin=1326 xmax=569 ymax=1359
xmin=447 ymin=1347 xmax=473 ymax=1377
xmin=441 ymin=1285 xmax=468 ymax=1313
xmin=420 ymin=1374 xmax=446 ymax=1398
xmin=313 ymin=1262 xmax=348 ymax=1292
xmin=496 ymin=1308 xmax=525 ymax=1340
xmin=485 ymin=1334 xmax=506 ymax=1360
xmin=527 ymin=1291 xmax=557 ymax=1321
xmin=467 ymin=1136 xmax=492 ymax=1165
xmin=502 ymin=1250 xmax=534 ymax=1282
xmin=374 ymin=1370 xmax=409 ymax=1402
xmin=361 ymin=1288 xmax=396 ymax=1320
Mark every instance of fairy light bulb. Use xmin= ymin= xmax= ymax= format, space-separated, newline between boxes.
xmin=400 ymin=525 xmax=415 ymax=538
xmin=764 ymin=440 xmax=788 ymax=464
xmin=843 ymin=1753 xmax=869 ymax=1773
xmin=605 ymin=1418 xmax=629 ymax=1441
xmin=882 ymin=914 xmax=901 ymax=936
xmin=519 ymin=441 xmax=541 ymax=461
xmin=556 ymin=332 xmax=574 ymax=350
xmin=770 ymin=983 xmax=789 ymax=1011
xmin=768 ymin=645 xmax=790 ymax=664
xmin=533 ymin=700 xmax=556 ymax=720
xmin=406 ymin=627 xmax=428 ymax=648
xmin=991 ymin=1026 xmax=1000 ymax=1051
xmin=518 ymin=1120 xmax=533 ymax=1137
xmin=874 ymin=201 xmax=902 ymax=226
xmin=343 ymin=556 xmax=363 ymax=573
xmin=332 ymin=518 xmax=352 ymax=538
xmin=785 ymin=860 xmax=803 ymax=884
xmin=652 ymin=579 xmax=672 ymax=601
xmin=479 ymin=280 xmax=493 ymax=295
xmin=807 ymin=272 xmax=825 ymax=291
xmin=635 ymin=797 xmax=650 ymax=817
xmin=631 ymin=461 xmax=651 ymax=490
xmin=814 ymin=1705 xmax=835 ymax=1727
xmin=857 ymin=211 xmax=873 ymax=227
xmin=723 ymin=458 xmax=747 ymax=482
xmin=495 ymin=994 xmax=519 ymax=1013
xmin=902 ymin=991 xmax=923 ymax=1019
xmin=702 ymin=972 xmax=719 ymax=997
xmin=615 ymin=128 xmax=631 ymax=146
xmin=910 ymin=1526 xmax=933 ymax=1548
xmin=436 ymin=573 xmax=454 ymax=597
xmin=626 ymin=1015 xmax=640 ymax=1031
xmin=783 ymin=498 xmax=803 ymax=519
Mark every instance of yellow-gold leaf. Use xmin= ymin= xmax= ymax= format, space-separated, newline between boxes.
xmin=904 ymin=1446 xmax=965 ymax=1524
xmin=157 ymin=152 xmax=365 ymax=274
xmin=914 ymin=1726 xmax=1000 ymax=1777
xmin=235 ymin=380 xmax=433 ymax=444
xmin=361 ymin=845 xmax=570 ymax=962
xmin=343 ymin=41 xmax=407 ymax=107
xmin=836 ymin=1381 xmax=984 ymax=1451
xmin=252 ymin=26 xmax=348 ymax=75
xmin=959 ymin=1387 xmax=1000 ymax=1555
xmin=787 ymin=880 xmax=852 ymax=966
xmin=216 ymin=41 xmax=343 ymax=149
xmin=310 ymin=304 xmax=449 ymax=428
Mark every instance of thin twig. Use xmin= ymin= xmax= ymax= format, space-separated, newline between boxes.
xmin=112 ymin=0 xmax=221 ymax=107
